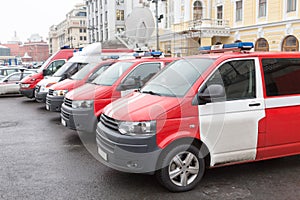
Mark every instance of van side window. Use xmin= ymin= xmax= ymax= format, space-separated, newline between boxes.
xmin=46 ymin=60 xmax=66 ymax=75
xmin=262 ymin=58 xmax=300 ymax=96
xmin=205 ymin=60 xmax=256 ymax=101
xmin=121 ymin=63 xmax=161 ymax=88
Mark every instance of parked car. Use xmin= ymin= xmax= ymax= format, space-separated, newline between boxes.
xmin=0 ymin=66 xmax=27 ymax=80
xmin=0 ymin=71 xmax=34 ymax=95
xmin=96 ymin=42 xmax=300 ymax=192
xmin=46 ymin=60 xmax=116 ymax=112
xmin=19 ymin=48 xmax=75 ymax=98
xmin=60 ymin=52 xmax=177 ymax=133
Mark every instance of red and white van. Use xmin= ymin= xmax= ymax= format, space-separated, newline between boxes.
xmin=60 ymin=52 xmax=177 ymax=133
xmin=46 ymin=60 xmax=116 ymax=112
xmin=19 ymin=48 xmax=75 ymax=98
xmin=96 ymin=42 xmax=300 ymax=192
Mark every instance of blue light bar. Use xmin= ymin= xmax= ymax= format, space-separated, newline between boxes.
xmin=133 ymin=51 xmax=163 ymax=58
xmin=199 ymin=42 xmax=254 ymax=53
xmin=223 ymin=42 xmax=254 ymax=49
xmin=151 ymin=51 xmax=162 ymax=57
xmin=199 ymin=46 xmax=211 ymax=51
xmin=110 ymin=55 xmax=120 ymax=59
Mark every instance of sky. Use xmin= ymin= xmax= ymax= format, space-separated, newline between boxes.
xmin=0 ymin=0 xmax=83 ymax=44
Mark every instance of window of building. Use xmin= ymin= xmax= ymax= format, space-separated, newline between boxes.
xmin=255 ymin=38 xmax=269 ymax=51
xmin=116 ymin=0 xmax=124 ymax=4
xmin=262 ymin=58 xmax=300 ymax=96
xmin=217 ymin=6 xmax=223 ymax=25
xmin=287 ymin=0 xmax=296 ymax=12
xmin=258 ymin=0 xmax=266 ymax=17
xmin=203 ymin=59 xmax=256 ymax=101
xmin=116 ymin=10 xmax=124 ymax=21
xmin=282 ymin=35 xmax=299 ymax=51
xmin=193 ymin=1 xmax=203 ymax=20
xmin=236 ymin=1 xmax=243 ymax=22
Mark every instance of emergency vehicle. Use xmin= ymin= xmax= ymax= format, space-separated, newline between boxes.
xmin=46 ymin=60 xmax=116 ymax=112
xmin=60 ymin=52 xmax=177 ymax=133
xmin=19 ymin=48 xmax=75 ymax=98
xmin=96 ymin=42 xmax=300 ymax=192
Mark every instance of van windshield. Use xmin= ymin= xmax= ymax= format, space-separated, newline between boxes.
xmin=71 ymin=63 xmax=98 ymax=80
xmin=52 ymin=62 xmax=74 ymax=77
xmin=141 ymin=58 xmax=215 ymax=97
xmin=92 ymin=62 xmax=133 ymax=86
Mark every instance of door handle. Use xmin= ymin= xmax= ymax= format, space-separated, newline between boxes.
xmin=249 ymin=103 xmax=261 ymax=107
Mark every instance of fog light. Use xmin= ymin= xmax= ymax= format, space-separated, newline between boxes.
xmin=127 ymin=161 xmax=139 ymax=168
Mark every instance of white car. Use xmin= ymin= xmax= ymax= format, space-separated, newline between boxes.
xmin=0 ymin=66 xmax=27 ymax=80
xmin=0 ymin=71 xmax=34 ymax=95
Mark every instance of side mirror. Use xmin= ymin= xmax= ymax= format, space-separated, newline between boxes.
xmin=117 ymin=78 xmax=138 ymax=91
xmin=194 ymin=84 xmax=225 ymax=105
xmin=62 ymin=73 xmax=69 ymax=80
xmin=42 ymin=69 xmax=48 ymax=76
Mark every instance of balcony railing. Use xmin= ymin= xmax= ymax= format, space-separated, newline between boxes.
xmin=172 ymin=18 xmax=230 ymax=37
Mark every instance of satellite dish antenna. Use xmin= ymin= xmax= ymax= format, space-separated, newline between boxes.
xmin=125 ymin=7 xmax=155 ymax=47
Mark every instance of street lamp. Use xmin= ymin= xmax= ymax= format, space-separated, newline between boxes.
xmin=148 ymin=0 xmax=165 ymax=50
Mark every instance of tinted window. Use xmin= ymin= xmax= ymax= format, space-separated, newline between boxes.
xmin=204 ymin=60 xmax=256 ymax=100
xmin=53 ymin=62 xmax=87 ymax=77
xmin=263 ymin=58 xmax=300 ymax=96
xmin=92 ymin=62 xmax=133 ymax=86
xmin=121 ymin=63 xmax=161 ymax=88
xmin=86 ymin=64 xmax=111 ymax=82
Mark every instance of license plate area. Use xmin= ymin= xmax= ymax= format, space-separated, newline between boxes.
xmin=98 ymin=147 xmax=107 ymax=161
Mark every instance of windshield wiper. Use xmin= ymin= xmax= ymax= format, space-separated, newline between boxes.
xmin=141 ymin=90 xmax=161 ymax=96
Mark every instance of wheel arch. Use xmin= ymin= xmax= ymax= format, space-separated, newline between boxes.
xmin=156 ymin=137 xmax=211 ymax=171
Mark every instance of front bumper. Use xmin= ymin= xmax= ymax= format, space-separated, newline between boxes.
xmin=46 ymin=95 xmax=64 ymax=112
xmin=19 ymin=88 xmax=35 ymax=98
xmin=60 ymin=103 xmax=98 ymax=133
xmin=35 ymin=91 xmax=47 ymax=103
xmin=96 ymin=121 xmax=161 ymax=174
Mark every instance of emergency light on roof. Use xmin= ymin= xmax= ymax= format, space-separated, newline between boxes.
xmin=199 ymin=42 xmax=254 ymax=53
xmin=110 ymin=55 xmax=120 ymax=59
xmin=133 ymin=51 xmax=162 ymax=58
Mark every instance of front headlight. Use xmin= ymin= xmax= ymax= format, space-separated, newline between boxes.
xmin=53 ymin=90 xmax=68 ymax=96
xmin=39 ymin=86 xmax=49 ymax=93
xmin=118 ymin=120 xmax=156 ymax=136
xmin=72 ymin=100 xmax=94 ymax=109
xmin=20 ymin=83 xmax=30 ymax=88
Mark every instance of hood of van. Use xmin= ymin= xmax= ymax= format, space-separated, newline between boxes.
xmin=37 ymin=76 xmax=61 ymax=87
xmin=65 ymin=83 xmax=113 ymax=101
xmin=104 ymin=92 xmax=183 ymax=121
xmin=20 ymin=72 xmax=42 ymax=84
xmin=49 ymin=79 xmax=82 ymax=91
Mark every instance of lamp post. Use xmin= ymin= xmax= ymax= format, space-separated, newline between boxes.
xmin=148 ymin=0 xmax=165 ymax=51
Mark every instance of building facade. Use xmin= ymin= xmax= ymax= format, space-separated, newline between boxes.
xmin=158 ymin=0 xmax=300 ymax=56
xmin=84 ymin=0 xmax=300 ymax=55
xmin=2 ymin=34 xmax=49 ymax=63
xmin=48 ymin=3 xmax=88 ymax=54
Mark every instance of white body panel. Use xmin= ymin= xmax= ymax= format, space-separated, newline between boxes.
xmin=198 ymin=58 xmax=266 ymax=166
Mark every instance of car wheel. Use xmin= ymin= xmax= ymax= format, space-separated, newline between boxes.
xmin=156 ymin=144 xmax=205 ymax=192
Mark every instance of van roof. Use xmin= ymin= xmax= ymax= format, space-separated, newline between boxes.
xmin=189 ymin=51 xmax=300 ymax=60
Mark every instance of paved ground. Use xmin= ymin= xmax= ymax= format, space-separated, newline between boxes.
xmin=0 ymin=95 xmax=300 ymax=200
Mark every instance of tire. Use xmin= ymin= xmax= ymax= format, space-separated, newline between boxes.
xmin=156 ymin=144 xmax=205 ymax=192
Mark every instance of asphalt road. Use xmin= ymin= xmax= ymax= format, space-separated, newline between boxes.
xmin=0 ymin=95 xmax=300 ymax=200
